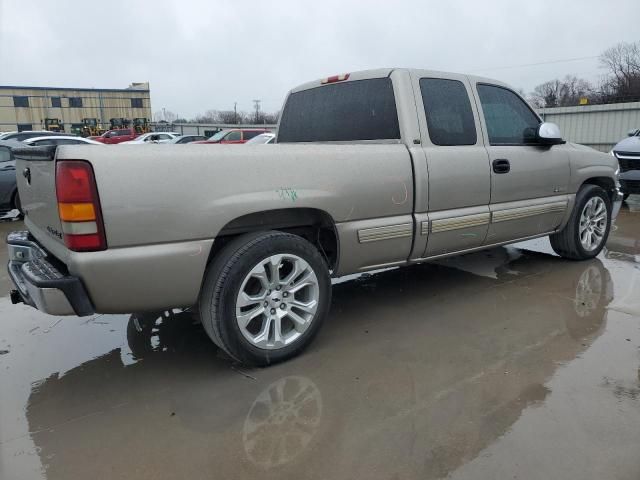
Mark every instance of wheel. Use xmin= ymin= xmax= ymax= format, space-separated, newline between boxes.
xmin=199 ymin=231 xmax=331 ymax=366
xmin=550 ymin=184 xmax=611 ymax=260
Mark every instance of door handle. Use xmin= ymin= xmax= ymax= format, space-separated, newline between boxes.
xmin=492 ymin=159 xmax=510 ymax=174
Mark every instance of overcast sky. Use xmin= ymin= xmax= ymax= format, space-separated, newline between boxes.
xmin=0 ymin=0 xmax=638 ymax=118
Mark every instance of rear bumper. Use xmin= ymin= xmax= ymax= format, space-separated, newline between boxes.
xmin=7 ymin=231 xmax=94 ymax=316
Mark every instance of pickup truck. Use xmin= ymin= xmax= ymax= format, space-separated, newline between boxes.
xmin=91 ymin=128 xmax=139 ymax=144
xmin=7 ymin=68 xmax=623 ymax=366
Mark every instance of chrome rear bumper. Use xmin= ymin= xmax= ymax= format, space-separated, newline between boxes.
xmin=7 ymin=231 xmax=94 ymax=316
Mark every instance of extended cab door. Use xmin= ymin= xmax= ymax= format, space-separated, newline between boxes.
xmin=410 ymin=71 xmax=491 ymax=258
xmin=471 ymin=83 xmax=570 ymax=244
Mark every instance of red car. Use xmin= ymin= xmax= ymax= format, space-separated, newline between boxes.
xmin=194 ymin=129 xmax=269 ymax=144
xmin=92 ymin=128 xmax=140 ymax=144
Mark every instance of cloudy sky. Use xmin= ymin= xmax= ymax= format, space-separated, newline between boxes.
xmin=0 ymin=0 xmax=638 ymax=118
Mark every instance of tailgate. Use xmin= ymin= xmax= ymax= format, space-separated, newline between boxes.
xmin=13 ymin=146 xmax=65 ymax=246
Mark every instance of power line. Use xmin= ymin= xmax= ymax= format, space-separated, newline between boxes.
xmin=471 ymin=55 xmax=600 ymax=73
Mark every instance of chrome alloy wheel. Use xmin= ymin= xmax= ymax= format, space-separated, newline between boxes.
xmin=579 ymin=197 xmax=607 ymax=252
xmin=235 ymin=254 xmax=320 ymax=349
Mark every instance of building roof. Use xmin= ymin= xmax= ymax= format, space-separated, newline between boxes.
xmin=0 ymin=84 xmax=149 ymax=93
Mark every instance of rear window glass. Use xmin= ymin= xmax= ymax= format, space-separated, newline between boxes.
xmin=420 ymin=78 xmax=477 ymax=146
xmin=243 ymin=131 xmax=261 ymax=140
xmin=278 ymin=78 xmax=400 ymax=142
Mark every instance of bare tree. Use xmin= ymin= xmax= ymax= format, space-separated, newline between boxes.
xmin=531 ymin=79 xmax=563 ymax=107
xmin=263 ymin=111 xmax=280 ymax=124
xmin=531 ymin=76 xmax=593 ymax=107
xmin=153 ymin=109 xmax=178 ymax=123
xmin=599 ymin=41 xmax=640 ymax=98
xmin=217 ymin=110 xmax=239 ymax=124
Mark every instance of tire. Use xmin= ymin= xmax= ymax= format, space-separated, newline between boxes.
xmin=550 ymin=184 xmax=611 ymax=260
xmin=199 ymin=231 xmax=331 ymax=366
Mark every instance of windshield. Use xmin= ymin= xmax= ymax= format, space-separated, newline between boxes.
xmin=207 ymin=130 xmax=229 ymax=141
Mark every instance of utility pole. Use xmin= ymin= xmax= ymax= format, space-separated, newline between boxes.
xmin=253 ymin=99 xmax=261 ymax=124
xmin=234 ymin=102 xmax=238 ymax=124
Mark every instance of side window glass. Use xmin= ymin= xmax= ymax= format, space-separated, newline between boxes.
xmin=226 ymin=131 xmax=241 ymax=141
xmin=0 ymin=147 xmax=12 ymax=162
xmin=420 ymin=78 xmax=477 ymax=146
xmin=477 ymin=84 xmax=540 ymax=145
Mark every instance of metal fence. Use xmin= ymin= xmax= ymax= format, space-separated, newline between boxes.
xmin=537 ymin=101 xmax=640 ymax=152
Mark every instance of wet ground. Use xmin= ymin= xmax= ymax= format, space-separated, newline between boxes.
xmin=1 ymin=199 xmax=639 ymax=480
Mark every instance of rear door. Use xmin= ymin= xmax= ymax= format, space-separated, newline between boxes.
xmin=472 ymin=83 xmax=570 ymax=244
xmin=221 ymin=131 xmax=242 ymax=144
xmin=410 ymin=72 xmax=491 ymax=257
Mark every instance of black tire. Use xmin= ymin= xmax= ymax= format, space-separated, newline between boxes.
xmin=198 ymin=231 xmax=331 ymax=366
xmin=549 ymin=184 xmax=611 ymax=260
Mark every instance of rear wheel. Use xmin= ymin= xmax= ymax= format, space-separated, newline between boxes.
xmin=550 ymin=184 xmax=611 ymax=260
xmin=199 ymin=231 xmax=331 ymax=366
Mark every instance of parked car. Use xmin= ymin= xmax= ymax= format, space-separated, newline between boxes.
xmin=0 ymin=139 xmax=24 ymax=215
xmin=8 ymin=68 xmax=622 ymax=366
xmin=24 ymin=136 xmax=104 ymax=147
xmin=168 ymin=135 xmax=208 ymax=144
xmin=194 ymin=128 xmax=269 ymax=144
xmin=245 ymin=132 xmax=276 ymax=145
xmin=0 ymin=131 xmax=74 ymax=142
xmin=119 ymin=132 xmax=180 ymax=145
xmin=611 ymin=128 xmax=640 ymax=200
xmin=92 ymin=128 xmax=139 ymax=144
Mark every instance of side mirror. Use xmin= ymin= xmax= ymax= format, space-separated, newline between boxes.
xmin=536 ymin=122 xmax=565 ymax=146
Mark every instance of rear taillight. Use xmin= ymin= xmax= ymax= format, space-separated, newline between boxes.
xmin=56 ymin=160 xmax=107 ymax=251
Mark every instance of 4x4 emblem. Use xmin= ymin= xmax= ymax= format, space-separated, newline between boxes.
xmin=22 ymin=168 xmax=31 ymax=184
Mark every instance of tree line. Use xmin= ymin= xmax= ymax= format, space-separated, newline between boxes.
xmin=530 ymin=40 xmax=640 ymax=108
xmin=154 ymin=109 xmax=280 ymax=125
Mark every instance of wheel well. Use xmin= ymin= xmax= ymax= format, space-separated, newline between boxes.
xmin=208 ymin=208 xmax=339 ymax=271
xmin=582 ymin=177 xmax=615 ymax=201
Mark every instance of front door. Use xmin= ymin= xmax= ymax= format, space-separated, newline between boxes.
xmin=410 ymin=71 xmax=492 ymax=258
xmin=472 ymin=83 xmax=571 ymax=245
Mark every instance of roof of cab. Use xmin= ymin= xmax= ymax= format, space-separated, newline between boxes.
xmin=289 ymin=68 xmax=510 ymax=94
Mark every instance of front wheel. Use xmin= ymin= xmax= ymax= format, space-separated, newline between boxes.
xmin=199 ymin=231 xmax=331 ymax=366
xmin=550 ymin=184 xmax=611 ymax=260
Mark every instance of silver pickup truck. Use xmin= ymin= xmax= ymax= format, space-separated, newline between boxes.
xmin=8 ymin=68 xmax=622 ymax=365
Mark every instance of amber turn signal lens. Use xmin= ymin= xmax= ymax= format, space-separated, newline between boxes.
xmin=58 ymin=202 xmax=96 ymax=222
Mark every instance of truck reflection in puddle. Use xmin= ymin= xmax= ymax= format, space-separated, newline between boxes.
xmin=24 ymin=253 xmax=614 ymax=479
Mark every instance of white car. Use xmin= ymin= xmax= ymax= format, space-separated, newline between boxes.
xmin=24 ymin=136 xmax=104 ymax=146
xmin=244 ymin=132 xmax=276 ymax=144
xmin=119 ymin=132 xmax=179 ymax=144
